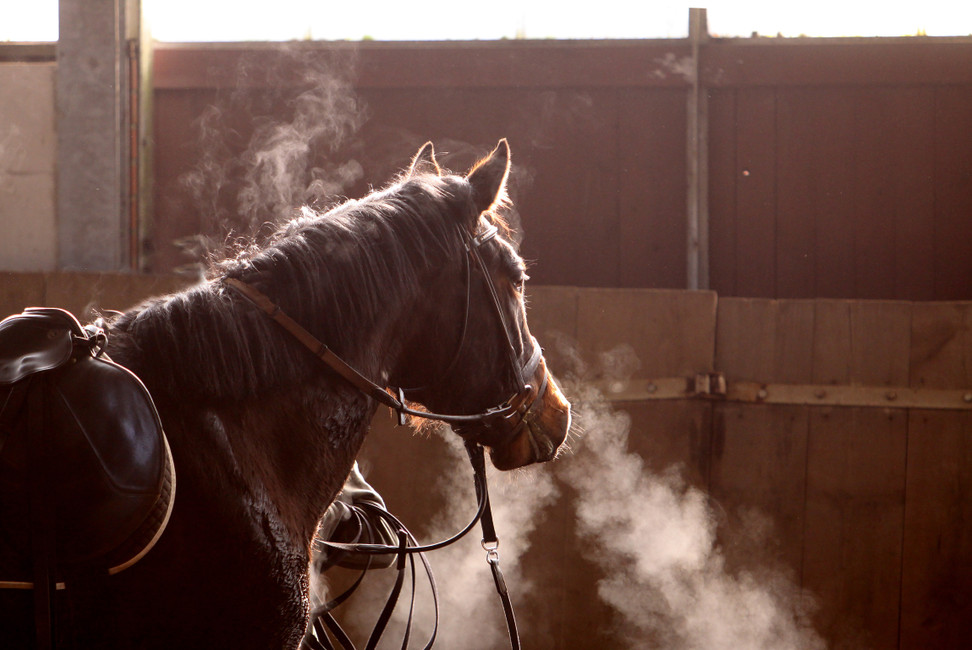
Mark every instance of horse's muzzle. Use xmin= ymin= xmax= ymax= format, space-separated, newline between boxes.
xmin=484 ymin=359 xmax=571 ymax=471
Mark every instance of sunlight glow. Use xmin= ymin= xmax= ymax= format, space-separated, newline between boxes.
xmin=1 ymin=0 xmax=58 ymax=41
xmin=1 ymin=1 xmax=971 ymax=42
xmin=141 ymin=1 xmax=972 ymax=41
xmin=706 ymin=0 xmax=972 ymax=38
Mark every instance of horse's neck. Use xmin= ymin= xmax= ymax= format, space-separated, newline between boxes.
xmin=108 ymin=287 xmax=399 ymax=551
xmin=209 ymin=382 xmax=372 ymax=546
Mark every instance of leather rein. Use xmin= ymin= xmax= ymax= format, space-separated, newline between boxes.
xmin=223 ymin=222 xmax=540 ymax=649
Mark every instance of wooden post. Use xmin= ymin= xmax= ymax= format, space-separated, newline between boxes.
xmin=687 ymin=8 xmax=710 ymax=290
xmin=136 ymin=8 xmax=154 ymax=272
xmin=57 ymin=0 xmax=140 ymax=271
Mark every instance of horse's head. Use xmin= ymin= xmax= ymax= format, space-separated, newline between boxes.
xmin=393 ymin=140 xmax=571 ymax=470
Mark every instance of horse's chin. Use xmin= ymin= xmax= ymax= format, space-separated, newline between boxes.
xmin=487 ymin=373 xmax=571 ymax=470
xmin=487 ymin=427 xmax=558 ymax=470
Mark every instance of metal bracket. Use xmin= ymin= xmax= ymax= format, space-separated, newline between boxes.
xmin=693 ymin=372 xmax=727 ymax=398
xmin=593 ymin=374 xmax=972 ymax=411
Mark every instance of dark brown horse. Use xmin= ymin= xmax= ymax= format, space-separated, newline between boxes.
xmin=2 ymin=140 xmax=570 ymax=648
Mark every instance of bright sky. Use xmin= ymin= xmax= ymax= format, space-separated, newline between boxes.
xmin=2 ymin=0 xmax=971 ymax=41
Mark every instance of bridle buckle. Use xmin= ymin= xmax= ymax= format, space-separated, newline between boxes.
xmin=396 ymin=387 xmax=408 ymax=426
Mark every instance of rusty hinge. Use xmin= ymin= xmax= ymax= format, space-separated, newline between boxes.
xmin=592 ymin=373 xmax=726 ymax=401
xmin=693 ymin=372 xmax=726 ymax=398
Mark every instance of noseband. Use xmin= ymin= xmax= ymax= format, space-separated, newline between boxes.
xmin=222 ymin=222 xmax=544 ymax=447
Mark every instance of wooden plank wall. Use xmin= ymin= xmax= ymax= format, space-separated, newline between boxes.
xmin=685 ymin=295 xmax=970 ymax=649
xmin=359 ymin=289 xmax=972 ymax=649
xmin=150 ymin=39 xmax=972 ymax=299
xmin=705 ymin=41 xmax=972 ymax=300
xmin=150 ymin=42 xmax=690 ymax=288
xmin=715 ymin=299 xmax=911 ymax=648
xmin=3 ymin=275 xmax=971 ymax=648
xmin=0 ymin=271 xmax=192 ymax=318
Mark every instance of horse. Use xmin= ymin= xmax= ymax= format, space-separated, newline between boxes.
xmin=0 ymin=139 xmax=571 ymax=648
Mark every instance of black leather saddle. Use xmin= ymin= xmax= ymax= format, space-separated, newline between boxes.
xmin=0 ymin=307 xmax=175 ymax=588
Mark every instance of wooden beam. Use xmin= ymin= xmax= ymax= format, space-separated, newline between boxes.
xmin=593 ymin=377 xmax=972 ymax=411
xmin=152 ymin=41 xmax=694 ymax=91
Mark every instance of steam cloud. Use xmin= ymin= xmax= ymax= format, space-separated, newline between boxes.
xmin=177 ymin=47 xmax=366 ymax=262
xmin=236 ymin=67 xmax=366 ymax=226
xmin=415 ymin=433 xmax=561 ymax=648
xmin=338 ymin=431 xmax=561 ymax=649
xmin=341 ymin=340 xmax=825 ymax=649
xmin=559 ymin=382 xmax=825 ymax=649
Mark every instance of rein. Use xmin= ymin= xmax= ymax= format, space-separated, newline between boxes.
xmin=305 ymin=443 xmax=514 ymax=650
xmin=222 ymin=222 xmax=536 ymax=649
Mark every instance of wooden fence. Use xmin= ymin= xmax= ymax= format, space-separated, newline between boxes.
xmin=149 ymin=38 xmax=972 ymax=299
xmin=360 ymin=287 xmax=972 ymax=649
xmin=2 ymin=275 xmax=970 ymax=648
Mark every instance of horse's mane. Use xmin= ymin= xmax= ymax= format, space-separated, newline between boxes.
xmin=110 ymin=173 xmax=476 ymax=403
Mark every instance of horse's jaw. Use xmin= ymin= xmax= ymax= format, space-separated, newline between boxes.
xmin=487 ymin=369 xmax=571 ymax=471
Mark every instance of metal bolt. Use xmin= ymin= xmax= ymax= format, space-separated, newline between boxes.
xmin=756 ymin=389 xmax=768 ymax=400
xmin=646 ymin=383 xmax=657 ymax=394
xmin=964 ymin=393 xmax=972 ymax=403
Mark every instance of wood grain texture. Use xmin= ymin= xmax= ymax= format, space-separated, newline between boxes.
xmin=803 ymin=407 xmax=907 ymax=650
xmin=899 ymin=410 xmax=972 ymax=649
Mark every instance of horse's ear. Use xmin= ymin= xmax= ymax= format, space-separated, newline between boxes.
xmin=408 ymin=141 xmax=442 ymax=176
xmin=466 ymin=139 xmax=511 ymax=216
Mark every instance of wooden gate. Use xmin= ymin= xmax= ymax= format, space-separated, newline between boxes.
xmin=709 ymin=296 xmax=972 ymax=649
xmin=361 ymin=288 xmax=972 ymax=649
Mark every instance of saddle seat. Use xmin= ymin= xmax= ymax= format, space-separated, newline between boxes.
xmin=0 ymin=307 xmax=175 ymax=586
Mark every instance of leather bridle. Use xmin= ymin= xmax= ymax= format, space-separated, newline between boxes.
xmin=222 ymin=221 xmax=546 ymax=449
xmin=223 ymin=220 xmax=545 ymax=650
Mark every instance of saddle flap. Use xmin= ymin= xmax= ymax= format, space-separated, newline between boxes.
xmin=0 ymin=308 xmax=86 ymax=386
xmin=0 ymin=353 xmax=171 ymax=573
xmin=0 ymin=307 xmax=174 ymax=579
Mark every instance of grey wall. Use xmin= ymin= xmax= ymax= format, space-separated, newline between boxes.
xmin=0 ymin=63 xmax=57 ymax=271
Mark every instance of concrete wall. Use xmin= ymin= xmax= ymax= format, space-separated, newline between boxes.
xmin=0 ymin=63 xmax=57 ymax=271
